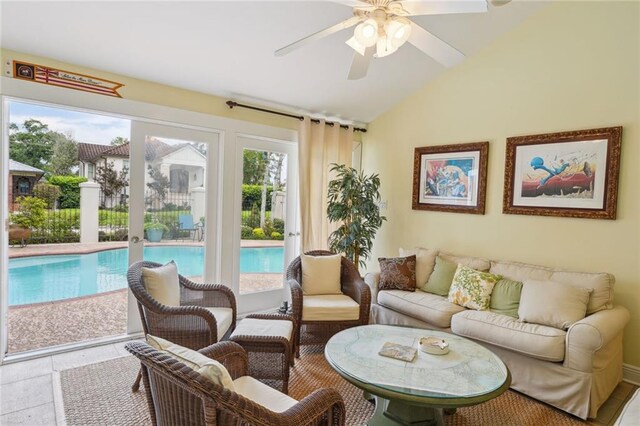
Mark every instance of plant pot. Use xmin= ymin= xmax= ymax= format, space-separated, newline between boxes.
xmin=146 ymin=229 xmax=164 ymax=242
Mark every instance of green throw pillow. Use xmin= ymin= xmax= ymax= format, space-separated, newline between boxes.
xmin=490 ymin=279 xmax=523 ymax=318
xmin=422 ymin=256 xmax=457 ymax=296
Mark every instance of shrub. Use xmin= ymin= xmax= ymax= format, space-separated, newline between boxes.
xmin=113 ymin=203 xmax=128 ymax=213
xmin=270 ymin=231 xmax=283 ymax=240
xmin=33 ymin=183 xmax=61 ymax=208
xmin=252 ymin=228 xmax=265 ymax=239
xmin=242 ymin=185 xmax=273 ymax=211
xmin=241 ymin=226 xmax=253 ymax=239
xmin=273 ymin=218 xmax=285 ymax=234
xmin=47 ymin=175 xmax=87 ymax=209
xmin=144 ymin=222 xmax=169 ymax=232
xmin=244 ymin=203 xmax=261 ymax=229
xmin=10 ymin=196 xmax=47 ymax=229
xmin=263 ymin=218 xmax=275 ymax=237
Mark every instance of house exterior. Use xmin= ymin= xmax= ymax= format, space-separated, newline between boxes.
xmin=8 ymin=160 xmax=45 ymax=211
xmin=77 ymin=138 xmax=206 ymax=208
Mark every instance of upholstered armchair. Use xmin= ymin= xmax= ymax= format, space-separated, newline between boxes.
xmin=126 ymin=340 xmax=346 ymax=426
xmin=127 ymin=260 xmax=236 ymax=389
xmin=286 ymin=250 xmax=370 ymax=355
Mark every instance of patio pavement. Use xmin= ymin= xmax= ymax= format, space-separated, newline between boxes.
xmin=7 ymin=239 xmax=285 ymax=354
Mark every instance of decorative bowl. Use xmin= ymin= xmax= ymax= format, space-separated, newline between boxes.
xmin=418 ymin=336 xmax=450 ymax=355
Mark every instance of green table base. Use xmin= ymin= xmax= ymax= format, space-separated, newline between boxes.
xmin=368 ymin=396 xmax=444 ymax=426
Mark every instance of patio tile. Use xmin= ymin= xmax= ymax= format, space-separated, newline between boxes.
xmin=0 ymin=356 xmax=52 ymax=385
xmin=0 ymin=374 xmax=53 ymax=415
xmin=51 ymin=345 xmax=120 ymax=371
xmin=0 ymin=403 xmax=57 ymax=425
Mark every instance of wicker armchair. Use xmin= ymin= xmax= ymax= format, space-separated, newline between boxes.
xmin=126 ymin=340 xmax=346 ymax=426
xmin=286 ymin=250 xmax=370 ymax=355
xmin=128 ymin=260 xmax=237 ymax=389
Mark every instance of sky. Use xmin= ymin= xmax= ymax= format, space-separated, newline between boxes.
xmin=9 ymin=101 xmax=131 ymax=145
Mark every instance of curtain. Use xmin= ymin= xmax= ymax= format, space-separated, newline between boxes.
xmin=298 ymin=116 xmax=353 ymax=252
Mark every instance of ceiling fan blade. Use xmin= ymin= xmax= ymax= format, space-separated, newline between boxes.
xmin=348 ymin=47 xmax=375 ymax=80
xmin=490 ymin=0 xmax=512 ymax=6
xmin=407 ymin=21 xmax=464 ymax=67
xmin=329 ymin=0 xmax=372 ymax=6
xmin=396 ymin=0 xmax=487 ymax=16
xmin=275 ymin=16 xmax=363 ymax=57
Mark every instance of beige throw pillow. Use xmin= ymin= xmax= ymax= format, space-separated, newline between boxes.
xmin=301 ymin=253 xmax=342 ymax=295
xmin=399 ymin=247 xmax=438 ymax=289
xmin=518 ymin=280 xmax=592 ymax=330
xmin=141 ymin=261 xmax=180 ymax=306
xmin=146 ymin=335 xmax=235 ymax=390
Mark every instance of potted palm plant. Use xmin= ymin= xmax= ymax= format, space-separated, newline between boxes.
xmin=327 ymin=163 xmax=386 ymax=272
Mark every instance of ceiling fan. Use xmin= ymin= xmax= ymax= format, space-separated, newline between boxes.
xmin=275 ymin=0 xmax=512 ymax=80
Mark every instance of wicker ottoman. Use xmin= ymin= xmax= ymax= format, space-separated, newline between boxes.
xmin=229 ymin=313 xmax=295 ymax=394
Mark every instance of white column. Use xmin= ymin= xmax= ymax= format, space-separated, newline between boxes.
xmin=79 ymin=182 xmax=100 ymax=243
xmin=190 ymin=187 xmax=206 ymax=224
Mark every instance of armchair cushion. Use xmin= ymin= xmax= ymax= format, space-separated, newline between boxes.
xmin=233 ymin=376 xmax=298 ymax=413
xmin=142 ymin=261 xmax=180 ymax=306
xmin=146 ymin=335 xmax=235 ymax=390
xmin=300 ymin=253 xmax=342 ymax=295
xmin=302 ymin=295 xmax=360 ymax=321
xmin=205 ymin=307 xmax=234 ymax=339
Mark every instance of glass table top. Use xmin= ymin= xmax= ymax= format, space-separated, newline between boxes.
xmin=325 ymin=324 xmax=509 ymax=399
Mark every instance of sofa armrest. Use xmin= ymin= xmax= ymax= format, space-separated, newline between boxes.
xmin=564 ymin=305 xmax=630 ymax=372
xmin=364 ymin=272 xmax=380 ymax=305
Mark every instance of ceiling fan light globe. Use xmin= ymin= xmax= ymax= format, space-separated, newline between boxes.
xmin=354 ymin=19 xmax=378 ymax=47
xmin=386 ymin=17 xmax=412 ymax=48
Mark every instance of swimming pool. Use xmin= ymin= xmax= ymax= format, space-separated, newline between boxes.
xmin=8 ymin=246 xmax=284 ymax=306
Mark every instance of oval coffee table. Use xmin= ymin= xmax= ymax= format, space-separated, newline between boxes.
xmin=325 ymin=324 xmax=511 ymax=425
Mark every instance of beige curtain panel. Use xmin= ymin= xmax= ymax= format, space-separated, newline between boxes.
xmin=298 ymin=117 xmax=353 ymax=252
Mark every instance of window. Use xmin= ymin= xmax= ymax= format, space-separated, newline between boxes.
xmin=88 ymin=163 xmax=95 ymax=180
xmin=170 ymin=169 xmax=189 ymax=193
xmin=123 ymin=159 xmax=130 ymax=171
xmin=17 ymin=178 xmax=30 ymax=195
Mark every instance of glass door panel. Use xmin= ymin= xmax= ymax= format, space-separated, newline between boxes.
xmin=128 ymin=122 xmax=219 ymax=333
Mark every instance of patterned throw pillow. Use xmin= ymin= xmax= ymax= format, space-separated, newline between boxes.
xmin=378 ymin=255 xmax=417 ymax=292
xmin=448 ymin=265 xmax=501 ymax=310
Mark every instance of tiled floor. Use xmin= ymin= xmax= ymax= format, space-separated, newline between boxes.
xmin=0 ymin=339 xmax=138 ymax=426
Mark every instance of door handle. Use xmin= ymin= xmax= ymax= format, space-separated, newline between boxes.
xmin=287 ymin=232 xmax=300 ymax=237
xmin=131 ymin=236 xmax=141 ymax=243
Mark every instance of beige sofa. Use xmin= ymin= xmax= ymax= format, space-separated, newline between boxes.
xmin=364 ymin=249 xmax=630 ymax=420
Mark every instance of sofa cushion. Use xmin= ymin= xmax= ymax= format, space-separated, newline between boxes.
xmin=301 ymin=253 xmax=342 ymax=295
xmin=231 ymin=318 xmax=293 ymax=341
xmin=378 ymin=255 xmax=417 ymax=291
xmin=451 ymin=310 xmax=566 ymax=362
xmin=490 ymin=260 xmax=614 ymax=314
xmin=439 ymin=252 xmax=491 ymax=272
xmin=518 ymin=280 xmax=591 ymax=330
xmin=302 ymin=295 xmax=360 ymax=321
xmin=490 ymin=279 xmax=523 ymax=318
xmin=399 ymin=247 xmax=438 ymax=289
xmin=448 ymin=265 xmax=501 ymax=311
xmin=423 ymin=256 xmax=457 ymax=297
xmin=377 ymin=290 xmax=466 ymax=329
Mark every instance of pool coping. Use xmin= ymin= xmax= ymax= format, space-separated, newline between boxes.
xmin=8 ymin=288 xmax=129 ymax=310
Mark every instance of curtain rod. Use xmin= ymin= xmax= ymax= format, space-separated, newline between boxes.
xmin=225 ymin=101 xmax=367 ymax=133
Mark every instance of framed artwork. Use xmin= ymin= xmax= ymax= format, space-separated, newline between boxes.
xmin=412 ymin=142 xmax=489 ymax=214
xmin=503 ymin=126 xmax=622 ymax=219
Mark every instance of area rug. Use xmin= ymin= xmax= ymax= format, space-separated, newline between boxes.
xmin=61 ymin=345 xmax=598 ymax=426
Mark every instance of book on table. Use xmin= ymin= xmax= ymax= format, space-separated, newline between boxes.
xmin=378 ymin=342 xmax=417 ymax=362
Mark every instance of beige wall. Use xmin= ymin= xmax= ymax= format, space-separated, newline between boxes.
xmin=362 ymin=1 xmax=640 ymax=367
xmin=0 ymin=48 xmax=296 ymax=130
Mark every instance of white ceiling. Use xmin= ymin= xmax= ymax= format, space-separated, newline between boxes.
xmin=0 ymin=1 xmax=547 ymax=125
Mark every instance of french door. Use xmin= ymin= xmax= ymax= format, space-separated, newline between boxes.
xmin=128 ymin=121 xmax=220 ymax=333
xmin=234 ymin=135 xmax=299 ymax=314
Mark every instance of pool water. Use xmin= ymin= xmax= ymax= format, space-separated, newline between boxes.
xmin=8 ymin=246 xmax=284 ymax=306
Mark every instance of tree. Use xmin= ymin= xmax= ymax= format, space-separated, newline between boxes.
xmin=146 ymin=165 xmax=170 ymax=203
xmin=110 ymin=136 xmax=129 ymax=146
xmin=32 ymin=183 xmax=61 ymax=209
xmin=243 ymin=150 xmax=267 ymax=185
xmin=9 ymin=119 xmax=54 ymax=168
xmin=95 ymin=161 xmax=129 ymax=206
xmin=326 ymin=164 xmax=386 ymax=272
xmin=48 ymin=132 xmax=78 ymax=175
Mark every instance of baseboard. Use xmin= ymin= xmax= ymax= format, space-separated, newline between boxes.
xmin=623 ymin=363 xmax=640 ymax=386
